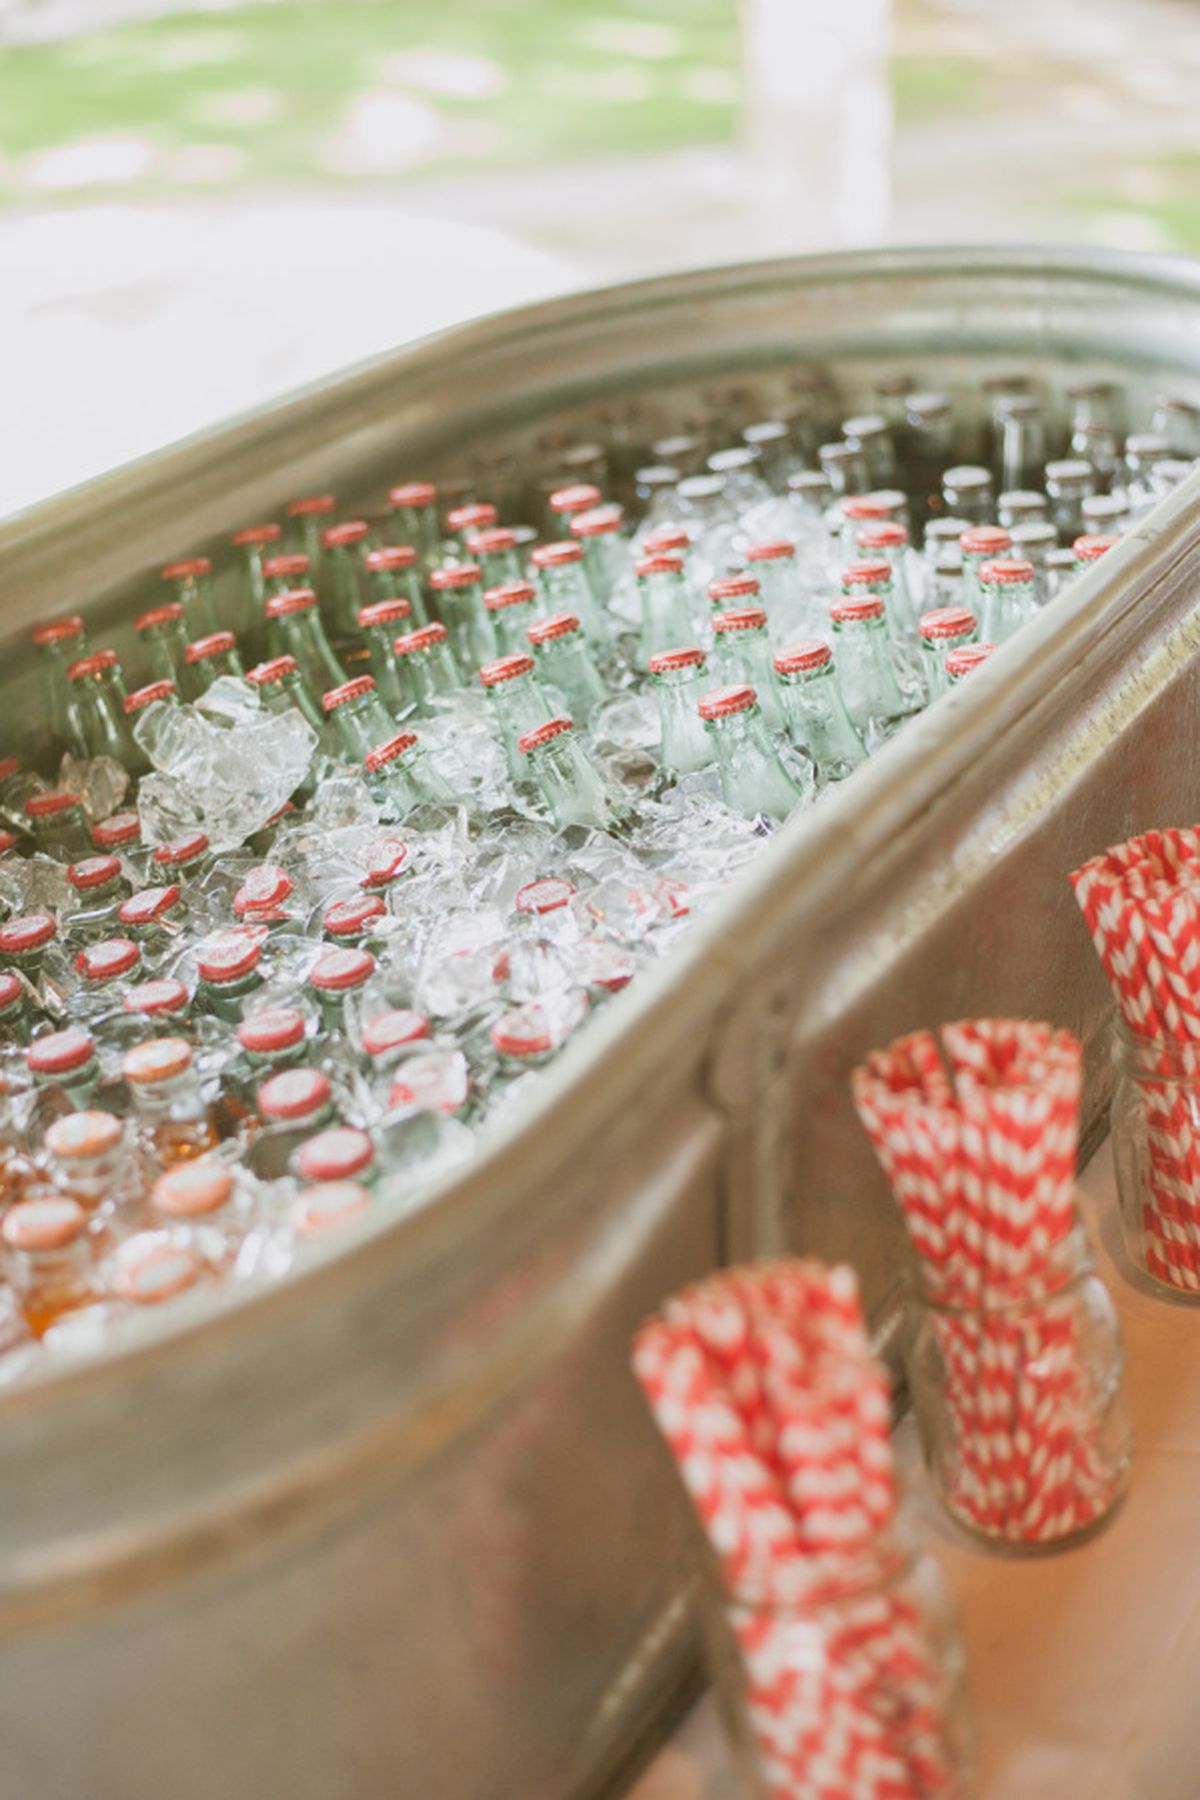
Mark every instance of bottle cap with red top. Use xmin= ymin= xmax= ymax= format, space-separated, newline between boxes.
xmin=309 ymin=946 xmax=376 ymax=993
xmin=286 ymin=495 xmax=335 ymax=518
xmin=185 ymin=632 xmax=237 ymax=665
xmin=642 ymin=526 xmax=690 ymax=555
xmin=709 ymin=576 xmax=762 ymax=608
xmin=697 ymin=685 xmax=758 ymax=721
xmin=946 ymin=642 xmax=998 ymax=678
xmin=919 ymin=606 xmax=978 ymax=642
xmin=357 ymin=599 xmax=411 ymax=630
xmin=92 ymin=810 xmax=140 ymax=849
xmin=265 ymin=588 xmax=319 ymax=619
xmin=324 ymin=894 xmax=386 ymax=937
xmin=0 ymin=912 xmax=57 ymax=955
xmin=429 ymin=563 xmax=482 ymax=591
xmin=152 ymin=1160 xmax=234 ymax=1217
xmin=467 ymin=527 xmax=517 ymax=555
xmin=712 ymin=607 xmax=768 ymax=635
xmin=549 ymin=483 xmax=602 ymax=516
xmin=361 ymin=1009 xmax=430 ymax=1057
xmin=77 ymin=938 xmax=140 ymax=983
xmin=246 ymin=655 xmax=300 ymax=688
xmin=978 ymin=557 xmax=1036 ymax=586
xmin=745 ymin=540 xmax=796 ymax=563
xmin=518 ymin=717 xmax=575 ymax=754
xmin=30 ymin=614 xmax=85 ymax=647
xmin=119 ymin=885 xmax=182 ymax=929
xmin=516 ymin=877 xmax=576 ymax=915
xmin=45 ymin=1109 xmax=123 ymax=1162
xmin=856 ymin=522 xmax=909 ymax=551
xmin=238 ymin=1007 xmax=306 ymax=1056
xmin=68 ymin=853 xmax=122 ymax=892
xmin=775 ymin=641 xmax=833 ymax=675
xmin=840 ymin=495 xmax=891 ymax=522
xmin=390 ymin=481 xmax=437 ymax=509
xmin=321 ymin=520 xmax=369 ymax=549
xmin=360 ymin=838 xmax=408 ymax=888
xmin=2 ymin=1195 xmax=86 ymax=1251
xmin=388 ymin=1050 xmax=469 ymax=1114
xmin=122 ymin=977 xmax=189 ymax=1017
xmin=322 ymin=676 xmax=376 ymax=712
xmin=393 ymin=624 xmax=449 ymax=656
xmin=526 ymin=612 xmax=580 ymax=646
xmin=25 ymin=790 xmax=83 ymax=821
xmin=162 ymin=557 xmax=212 ymax=581
xmin=830 ymin=595 xmax=886 ymax=625
xmin=648 ymin=647 xmax=706 ymax=674
xmin=1074 ymin=534 xmax=1119 ymax=563
xmin=262 ymin=553 xmax=310 ymax=580
xmin=478 ymin=653 xmax=535 ymax=688
xmin=197 ymin=934 xmax=262 ymax=984
xmin=258 ymin=1066 xmax=332 ymax=1122
xmin=0 ymin=971 xmax=23 ymax=1012
xmin=67 ymin=649 xmax=119 ymax=682
xmin=635 ymin=552 xmax=684 ymax=579
xmin=291 ymin=1181 xmax=371 ymax=1238
xmin=117 ymin=1241 xmax=201 ymax=1304
xmin=570 ymin=504 xmax=623 ymax=539
xmin=125 ymin=680 xmax=177 ymax=715
xmin=531 ymin=541 xmax=584 ymax=570
xmin=484 ymin=581 xmax=537 ymax=613
xmin=231 ymin=523 xmax=282 ymax=548
xmin=363 ymin=734 xmax=417 ymax=772
xmin=445 ymin=503 xmax=496 ymax=534
xmin=122 ymin=1036 xmax=193 ymax=1085
xmin=26 ymin=1027 xmax=95 ymax=1076
xmin=153 ymin=829 xmax=209 ymax=868
xmin=491 ymin=1006 xmax=554 ymax=1060
xmin=234 ymin=864 xmax=294 ymax=918
xmin=960 ymin=525 xmax=1013 ymax=557
xmin=295 ymin=1127 xmax=374 ymax=1185
xmin=364 ymin=544 xmax=417 ymax=572
xmin=840 ymin=560 xmax=892 ymax=589
xmin=136 ymin=603 xmax=185 ymax=633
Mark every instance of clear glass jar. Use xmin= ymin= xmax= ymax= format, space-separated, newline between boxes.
xmin=906 ymin=1219 xmax=1132 ymax=1549
xmin=705 ymin=1506 xmax=971 ymax=1800
xmin=1111 ymin=1023 xmax=1200 ymax=1297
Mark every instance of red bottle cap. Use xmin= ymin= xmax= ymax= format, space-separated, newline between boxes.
xmin=197 ymin=935 xmax=262 ymax=983
xmin=45 ymin=1110 xmax=123 ymax=1161
xmin=122 ymin=977 xmax=189 ymax=1016
xmin=393 ymin=623 xmax=449 ymax=656
xmin=0 ymin=756 xmax=19 ymax=785
xmin=238 ymin=1007 xmax=306 ymax=1055
xmin=2 ymin=1195 xmax=86 ymax=1250
xmin=365 ymin=544 xmax=417 ymax=571
xmin=68 ymin=853 xmax=122 ymax=891
xmin=708 ymin=574 xmax=760 ymax=604
xmin=322 ymin=520 xmax=370 ymax=549
xmin=363 ymin=733 xmax=418 ymax=772
xmin=478 ymin=653 xmax=535 ymax=687
xmin=262 ymin=553 xmax=310 ymax=580
xmin=258 ymin=1066 xmax=332 ymax=1121
xmin=429 ymin=563 xmax=482 ymax=591
xmin=357 ymin=598 xmax=411 ymax=629
xmin=516 ymin=877 xmax=576 ymax=915
xmin=648 ymin=646 xmax=706 ymax=673
xmin=324 ymin=894 xmax=386 ymax=937
xmin=92 ymin=810 xmax=141 ymax=848
xmin=642 ymin=526 xmax=690 ymax=555
xmin=246 ymin=655 xmax=300 ymax=687
xmin=231 ymin=522 xmax=282 ymax=548
xmin=978 ymin=557 xmax=1036 ymax=586
xmin=946 ymin=642 xmax=999 ymax=677
xmin=0 ymin=912 xmax=56 ymax=954
xmin=185 ymin=631 xmax=237 ymax=664
xmin=162 ymin=557 xmax=212 ymax=581
xmin=286 ymin=494 xmax=335 ymax=517
xmin=30 ymin=614 xmax=85 ymax=646
xmin=119 ymin=885 xmax=182 ymax=928
xmin=122 ymin=1036 xmax=192 ymax=1085
xmin=322 ymin=675 xmax=376 ymax=711
xmin=265 ymin=588 xmax=319 ymax=619
xmin=840 ymin=560 xmax=892 ymax=588
xmin=295 ymin=1126 xmax=374 ymax=1184
xmin=309 ymin=946 xmax=376 ymax=992
xmin=125 ymin=679 xmax=177 ymax=714
xmin=153 ymin=828 xmax=209 ymax=868
xmin=67 ymin=649 xmax=119 ymax=681
xmin=26 ymin=1026 xmax=94 ymax=1075
xmin=745 ymin=540 xmax=796 ymax=563
xmin=491 ymin=1007 xmax=554 ymax=1058
xmin=152 ymin=1160 xmax=234 ymax=1217
xmin=234 ymin=864 xmax=294 ymax=917
xmin=518 ymin=717 xmax=574 ymax=753
xmin=445 ymin=503 xmax=496 ymax=534
xmin=531 ymin=541 xmax=584 ymax=570
xmin=697 ymin=685 xmax=757 ymax=720
xmin=635 ymin=553 xmax=684 ymax=579
xmin=117 ymin=1241 xmax=201 ymax=1304
xmin=291 ymin=1181 xmax=371 ymax=1237
xmin=550 ymin=483 xmax=602 ymax=516
xmin=360 ymin=838 xmax=408 ymax=887
xmin=389 ymin=482 xmax=437 ymax=509
xmin=526 ymin=612 xmax=580 ymax=645
xmin=712 ymin=607 xmax=768 ymax=634
xmin=840 ymin=494 xmax=890 ymax=521
xmin=136 ymin=602 xmax=185 ymax=632
xmin=76 ymin=938 xmax=140 ymax=982
xmin=856 ymin=523 xmax=909 ymax=551
xmin=484 ymin=581 xmax=537 ymax=613
xmin=960 ymin=525 xmax=1012 ymax=557
xmin=830 ymin=596 xmax=886 ymax=624
xmin=361 ymin=1008 xmax=430 ymax=1057
xmin=25 ymin=790 xmax=82 ymax=819
xmin=775 ymin=641 xmax=832 ymax=675
xmin=570 ymin=504 xmax=623 ymax=538
xmin=467 ymin=527 xmax=518 ymax=555
xmin=388 ymin=1051 xmax=469 ymax=1114
xmin=919 ymin=606 xmax=978 ymax=641
xmin=1074 ymin=534 xmax=1119 ymax=562
xmin=0 ymin=971 xmax=22 ymax=1010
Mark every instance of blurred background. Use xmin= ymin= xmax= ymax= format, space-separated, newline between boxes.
xmin=3 ymin=0 xmax=1199 ymax=516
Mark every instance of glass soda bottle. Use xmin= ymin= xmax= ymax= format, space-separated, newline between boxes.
xmin=363 ymin=732 xmax=454 ymax=816
xmin=531 ymin=541 xmax=607 ymax=646
xmin=829 ymin=596 xmax=911 ymax=739
xmin=919 ymin=607 xmax=979 ymax=701
xmin=364 ymin=545 xmax=427 ymax=626
xmin=774 ymin=642 xmax=866 ymax=781
xmin=230 ymin=523 xmax=282 ymax=646
xmin=696 ymin=686 xmax=799 ymax=822
xmin=322 ymin=520 xmax=372 ymax=642
xmin=184 ymin=631 xmax=244 ymax=697
xmin=637 ymin=553 xmax=695 ymax=670
xmin=1 ymin=1195 xmax=99 ymax=1336
xmin=526 ymin=613 xmax=607 ymax=725
xmin=518 ymin=718 xmax=621 ymax=832
xmin=322 ymin=676 xmax=397 ymax=761
xmin=31 ymin=614 xmax=88 ymax=768
xmin=570 ymin=503 xmax=628 ymax=615
xmin=122 ymin=1036 xmax=219 ymax=1164
xmin=263 ymin=589 xmax=346 ymax=703
xmin=64 ymin=650 xmax=136 ymax=765
xmin=648 ymin=648 xmax=713 ymax=776
xmin=977 ymin=557 xmax=1039 ymax=644
xmin=388 ymin=481 xmax=442 ymax=572
xmin=392 ymin=623 xmax=460 ymax=715
xmin=485 ymin=581 xmax=541 ymax=659
xmin=161 ymin=557 xmax=219 ymax=639
xmin=429 ymin=563 xmax=496 ymax=672
xmin=136 ymin=603 xmax=190 ymax=688
xmin=711 ymin=608 xmax=784 ymax=730
xmin=959 ymin=525 xmax=1013 ymax=607
xmin=468 ymin=527 xmax=525 ymax=594
xmin=285 ymin=494 xmax=336 ymax=574
xmin=479 ymin=653 xmax=557 ymax=783
xmin=356 ymin=600 xmax=412 ymax=716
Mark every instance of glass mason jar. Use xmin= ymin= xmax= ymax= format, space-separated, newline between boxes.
xmin=1110 ymin=1023 xmax=1200 ymax=1298
xmin=906 ymin=1219 xmax=1132 ymax=1549
xmin=704 ymin=1504 xmax=971 ymax=1800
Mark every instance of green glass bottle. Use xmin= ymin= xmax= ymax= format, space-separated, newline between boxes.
xmin=392 ymin=623 xmax=460 ymax=715
xmin=445 ymin=502 xmax=496 ymax=556
xmin=364 ymin=731 xmax=455 ymax=816
xmin=648 ymin=647 xmax=713 ymax=776
xmin=31 ymin=614 xmax=88 ymax=769
xmin=829 ymin=595 xmax=910 ymax=738
xmin=468 ymin=527 xmax=525 ymax=594
xmin=321 ymin=520 xmax=372 ymax=644
xmin=959 ymin=525 xmax=1012 ymax=609
xmin=264 ymin=589 xmax=346 ymax=704
xmin=25 ymin=791 xmax=94 ymax=860
xmin=246 ymin=654 xmax=327 ymax=736
xmin=977 ymin=557 xmax=1039 ymax=645
xmin=388 ymin=482 xmax=442 ymax=573
xmin=773 ymin=642 xmax=865 ymax=780
xmin=160 ymin=557 xmax=219 ymax=639
xmin=356 ymin=599 xmax=412 ymax=716
xmin=429 ymin=563 xmax=496 ymax=673
xmin=64 ymin=650 xmax=139 ymax=765
xmin=479 ymin=653 xmax=557 ymax=783
xmin=285 ymin=494 xmax=336 ymax=577
xmin=697 ymin=685 xmax=799 ymax=823
xmin=636 ymin=552 xmax=694 ymax=671
xmin=183 ymin=630 xmax=244 ymax=697
xmin=484 ymin=580 xmax=541 ymax=658
xmin=322 ymin=676 xmax=397 ymax=761
xmin=518 ymin=717 xmax=620 ymax=832
xmin=531 ymin=541 xmax=606 ymax=646
xmin=230 ymin=522 xmax=282 ymax=650
xmin=570 ymin=503 xmax=627 ymax=616
xmin=946 ymin=641 xmax=998 ymax=684
xmin=364 ymin=545 xmax=427 ymax=627
xmin=918 ymin=606 xmax=979 ymax=701
xmin=854 ymin=522 xmax=920 ymax=640
xmin=136 ymin=602 xmax=190 ymax=688
xmin=547 ymin=482 xmax=602 ymax=539
xmin=526 ymin=612 xmax=607 ymax=725
xmin=710 ymin=607 xmax=784 ymax=731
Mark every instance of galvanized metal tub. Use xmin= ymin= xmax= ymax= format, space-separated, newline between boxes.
xmin=2 ymin=247 xmax=1200 ymax=1799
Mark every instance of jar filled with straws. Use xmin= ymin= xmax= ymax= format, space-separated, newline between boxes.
xmin=1072 ymin=828 xmax=1200 ymax=1300
xmin=633 ymin=1261 xmax=972 ymax=1799
xmin=854 ymin=1018 xmax=1133 ymax=1551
